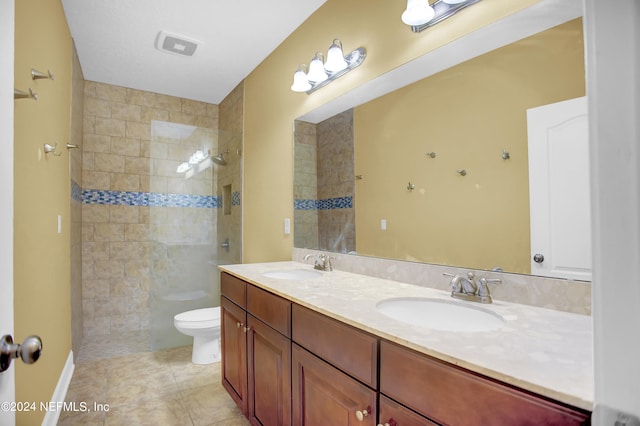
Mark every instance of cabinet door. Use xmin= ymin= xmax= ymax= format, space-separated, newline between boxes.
xmin=379 ymin=395 xmax=438 ymax=426
xmin=247 ymin=314 xmax=292 ymax=426
xmin=292 ymin=344 xmax=376 ymax=426
xmin=221 ymin=295 xmax=248 ymax=415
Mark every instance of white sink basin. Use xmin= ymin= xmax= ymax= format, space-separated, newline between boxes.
xmin=261 ymin=269 xmax=323 ymax=280
xmin=376 ymin=297 xmax=506 ymax=332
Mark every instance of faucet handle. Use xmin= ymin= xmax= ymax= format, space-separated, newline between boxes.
xmin=478 ymin=277 xmax=502 ymax=298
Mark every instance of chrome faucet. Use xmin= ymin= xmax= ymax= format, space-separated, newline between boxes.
xmin=443 ymin=272 xmax=502 ymax=304
xmin=303 ymin=253 xmax=334 ymax=271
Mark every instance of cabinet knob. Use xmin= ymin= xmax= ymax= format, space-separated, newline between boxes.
xmin=356 ymin=409 xmax=369 ymax=422
xmin=236 ymin=322 xmax=242 ymax=329
xmin=243 ymin=326 xmax=251 ymax=333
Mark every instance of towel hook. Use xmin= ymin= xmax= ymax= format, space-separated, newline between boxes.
xmin=14 ymin=88 xmax=38 ymax=101
xmin=44 ymin=143 xmax=62 ymax=157
xmin=31 ymin=68 xmax=55 ymax=81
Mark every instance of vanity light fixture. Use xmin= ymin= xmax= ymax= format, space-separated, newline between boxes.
xmin=291 ymin=39 xmax=366 ymax=94
xmin=402 ymin=0 xmax=482 ymax=33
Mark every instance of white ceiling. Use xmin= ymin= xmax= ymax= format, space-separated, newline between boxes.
xmin=61 ymin=0 xmax=327 ymax=104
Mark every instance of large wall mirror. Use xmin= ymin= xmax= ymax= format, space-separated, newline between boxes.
xmin=294 ymin=2 xmax=589 ymax=280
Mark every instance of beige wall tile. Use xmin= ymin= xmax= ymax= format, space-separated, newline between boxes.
xmin=83 ymin=204 xmax=110 ymax=223
xmin=111 ymin=137 xmax=141 ymax=157
xmin=95 ymin=152 xmax=125 ymax=173
xmin=94 ymin=224 xmax=125 ymax=242
xmin=124 ymin=157 xmax=150 ymax=175
xmin=83 ymin=170 xmax=110 ymax=190
xmin=95 ymin=117 xmax=126 ymax=137
xmin=141 ymin=107 xmax=170 ymax=123
xmin=181 ymin=99 xmax=208 ymax=116
xmin=126 ymin=121 xmax=151 ymax=140
xmin=95 ymin=82 xmax=126 ymax=103
xmin=110 ymin=173 xmax=140 ymax=192
xmin=112 ymin=102 xmax=141 ymax=122
xmin=83 ymin=279 xmax=110 ymax=299
xmin=83 ymin=133 xmax=111 ymax=153
xmin=155 ymin=94 xmax=182 ymax=112
xmin=84 ymin=97 xmax=111 ymax=118
xmin=125 ymin=224 xmax=149 ymax=241
xmin=127 ymin=88 xmax=156 ymax=107
xmin=110 ymin=205 xmax=139 ymax=224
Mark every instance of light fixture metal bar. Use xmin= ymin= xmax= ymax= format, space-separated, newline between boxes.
xmin=409 ymin=0 xmax=482 ymax=33
xmin=305 ymin=47 xmax=367 ymax=94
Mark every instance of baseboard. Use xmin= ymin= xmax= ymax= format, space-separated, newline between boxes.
xmin=41 ymin=350 xmax=75 ymax=426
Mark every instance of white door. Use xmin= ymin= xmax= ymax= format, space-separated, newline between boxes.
xmin=527 ymin=96 xmax=591 ymax=281
xmin=0 ymin=0 xmax=15 ymax=425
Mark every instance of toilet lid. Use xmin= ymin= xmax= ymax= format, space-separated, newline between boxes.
xmin=174 ymin=307 xmax=220 ymax=323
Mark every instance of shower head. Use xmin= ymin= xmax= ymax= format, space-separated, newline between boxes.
xmin=212 ymin=150 xmax=228 ymax=166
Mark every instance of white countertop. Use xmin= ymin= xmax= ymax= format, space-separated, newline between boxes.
xmin=219 ymin=261 xmax=594 ymax=411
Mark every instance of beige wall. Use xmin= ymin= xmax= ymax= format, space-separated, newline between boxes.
xmin=14 ymin=0 xmax=72 ymax=423
xmin=242 ymin=0 xmax=539 ymax=263
xmin=354 ymin=19 xmax=585 ymax=274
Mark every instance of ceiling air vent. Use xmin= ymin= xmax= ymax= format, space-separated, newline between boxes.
xmin=156 ymin=31 xmax=200 ymax=57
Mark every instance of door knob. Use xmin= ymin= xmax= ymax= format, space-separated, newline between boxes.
xmin=356 ymin=409 xmax=369 ymax=422
xmin=0 ymin=335 xmax=43 ymax=373
xmin=533 ymin=253 xmax=545 ymax=263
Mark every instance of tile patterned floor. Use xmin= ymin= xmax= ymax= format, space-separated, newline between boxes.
xmin=59 ymin=333 xmax=250 ymax=425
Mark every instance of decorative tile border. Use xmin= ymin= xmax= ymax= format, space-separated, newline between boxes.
xmin=73 ymin=179 xmax=242 ymax=209
xmin=71 ymin=180 xmax=82 ymax=203
xmin=294 ymin=196 xmax=352 ymax=210
xmin=82 ymin=189 xmax=219 ymax=208
xmin=232 ymin=191 xmax=241 ymax=206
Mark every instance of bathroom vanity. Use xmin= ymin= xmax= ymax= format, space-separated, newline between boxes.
xmin=219 ymin=262 xmax=592 ymax=425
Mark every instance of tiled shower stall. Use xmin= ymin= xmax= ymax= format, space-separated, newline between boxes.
xmin=76 ymin=80 xmax=243 ymax=351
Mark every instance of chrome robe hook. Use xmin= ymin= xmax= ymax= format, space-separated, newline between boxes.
xmin=44 ymin=143 xmax=62 ymax=156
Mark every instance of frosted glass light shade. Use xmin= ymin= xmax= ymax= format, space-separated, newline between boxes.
xmin=442 ymin=0 xmax=468 ymax=4
xmin=291 ymin=66 xmax=311 ymax=92
xmin=325 ymin=40 xmax=348 ymax=73
xmin=402 ymin=0 xmax=435 ymax=26
xmin=307 ymin=53 xmax=328 ymax=83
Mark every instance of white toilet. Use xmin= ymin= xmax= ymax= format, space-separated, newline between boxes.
xmin=174 ymin=307 xmax=221 ymax=364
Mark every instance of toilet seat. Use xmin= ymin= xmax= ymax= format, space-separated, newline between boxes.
xmin=174 ymin=307 xmax=220 ymax=329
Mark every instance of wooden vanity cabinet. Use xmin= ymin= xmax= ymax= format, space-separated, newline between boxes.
xmin=380 ymin=341 xmax=591 ymax=426
xmin=221 ymin=273 xmax=292 ymax=425
xmin=221 ymin=272 xmax=591 ymax=426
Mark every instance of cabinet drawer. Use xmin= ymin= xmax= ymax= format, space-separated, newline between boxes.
xmin=221 ymin=272 xmax=246 ymax=308
xmin=379 ymin=395 xmax=438 ymax=426
xmin=380 ymin=341 xmax=590 ymax=426
xmin=247 ymin=284 xmax=291 ymax=337
xmin=292 ymin=304 xmax=378 ymax=388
